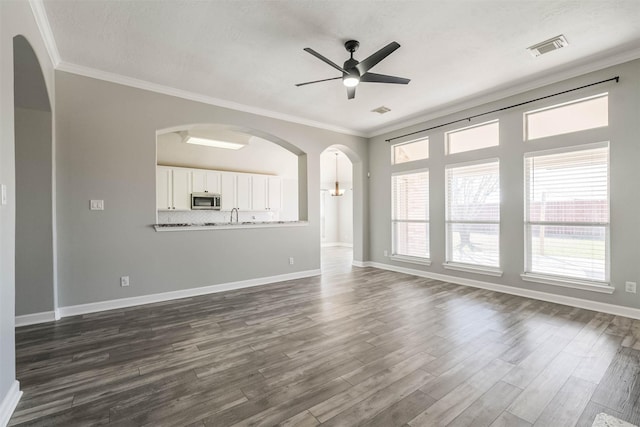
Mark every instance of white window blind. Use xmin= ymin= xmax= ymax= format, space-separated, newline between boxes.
xmin=446 ymin=160 xmax=500 ymax=268
xmin=524 ymin=144 xmax=609 ymax=282
xmin=392 ymin=170 xmax=429 ymax=259
xmin=393 ymin=138 xmax=429 ymax=164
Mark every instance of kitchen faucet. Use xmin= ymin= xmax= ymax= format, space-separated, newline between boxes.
xmin=230 ymin=207 xmax=239 ymax=223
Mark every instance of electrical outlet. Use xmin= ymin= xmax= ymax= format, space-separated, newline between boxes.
xmin=120 ymin=276 xmax=130 ymax=287
xmin=90 ymin=200 xmax=104 ymax=210
xmin=383 ymin=250 xmax=388 ymax=257
xmin=289 ymin=257 xmax=294 ymax=265
xmin=625 ymin=281 xmax=636 ymax=293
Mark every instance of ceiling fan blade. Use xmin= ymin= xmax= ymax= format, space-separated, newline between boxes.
xmin=347 ymin=86 xmax=356 ymax=100
xmin=356 ymin=42 xmax=401 ymax=75
xmin=303 ymin=48 xmax=349 ymax=74
xmin=295 ymin=76 xmax=342 ymax=87
xmin=360 ymin=72 xmax=410 ymax=85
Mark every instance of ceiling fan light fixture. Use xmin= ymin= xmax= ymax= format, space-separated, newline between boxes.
xmin=343 ymin=74 xmax=360 ymax=87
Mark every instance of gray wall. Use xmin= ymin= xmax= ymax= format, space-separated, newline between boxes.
xmin=0 ymin=0 xmax=55 ymax=413
xmin=55 ymin=71 xmax=368 ymax=307
xmin=15 ymin=107 xmax=54 ymax=316
xmin=368 ymin=58 xmax=640 ymax=308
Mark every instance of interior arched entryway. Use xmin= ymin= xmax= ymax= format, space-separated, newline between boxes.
xmin=13 ymin=35 xmax=55 ymax=321
xmin=320 ymin=146 xmax=354 ymax=272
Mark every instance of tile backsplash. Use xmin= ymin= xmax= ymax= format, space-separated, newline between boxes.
xmin=157 ymin=210 xmax=278 ymax=224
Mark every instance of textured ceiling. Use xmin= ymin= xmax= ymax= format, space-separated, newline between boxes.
xmin=43 ymin=0 xmax=640 ymax=135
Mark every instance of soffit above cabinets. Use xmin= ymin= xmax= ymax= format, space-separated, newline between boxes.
xmin=42 ymin=0 xmax=640 ymax=136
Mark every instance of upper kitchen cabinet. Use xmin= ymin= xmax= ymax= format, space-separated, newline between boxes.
xmin=220 ymin=172 xmax=236 ymax=210
xmin=220 ymin=172 xmax=251 ymax=211
xmin=252 ymin=175 xmax=282 ymax=211
xmin=157 ymin=166 xmax=191 ymax=211
xmin=236 ymin=174 xmax=252 ymax=210
xmin=156 ymin=167 xmax=171 ymax=210
xmin=192 ymin=170 xmax=221 ymax=194
xmin=251 ymin=175 xmax=268 ymax=210
xmin=267 ymin=177 xmax=282 ymax=211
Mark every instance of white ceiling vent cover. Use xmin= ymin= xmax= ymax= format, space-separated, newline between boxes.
xmin=527 ymin=35 xmax=569 ymax=57
xmin=372 ymin=106 xmax=391 ymax=114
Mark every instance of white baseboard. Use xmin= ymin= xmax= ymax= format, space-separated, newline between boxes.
xmin=0 ymin=381 xmax=22 ymax=427
xmin=365 ymin=261 xmax=640 ymax=320
xmin=58 ymin=269 xmax=321 ymax=318
xmin=15 ymin=311 xmax=58 ymax=327
xmin=352 ymin=260 xmax=367 ymax=268
xmin=321 ymin=242 xmax=353 ymax=248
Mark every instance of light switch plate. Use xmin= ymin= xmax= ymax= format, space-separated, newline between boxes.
xmin=90 ymin=200 xmax=104 ymax=210
xmin=1 ymin=184 xmax=7 ymax=205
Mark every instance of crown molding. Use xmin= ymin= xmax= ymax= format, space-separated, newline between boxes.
xmin=29 ymin=0 xmax=365 ymax=137
xmin=56 ymin=61 xmax=366 ymax=138
xmin=367 ymin=45 xmax=640 ymax=139
xmin=29 ymin=0 xmax=60 ymax=67
xmin=29 ymin=0 xmax=640 ymax=140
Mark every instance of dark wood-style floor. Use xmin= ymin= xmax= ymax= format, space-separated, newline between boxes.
xmin=10 ymin=247 xmax=640 ymax=426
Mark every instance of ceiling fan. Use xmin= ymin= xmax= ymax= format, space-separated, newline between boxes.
xmin=296 ymin=40 xmax=410 ymax=100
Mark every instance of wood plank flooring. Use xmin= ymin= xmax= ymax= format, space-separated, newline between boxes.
xmin=10 ymin=247 xmax=640 ymax=426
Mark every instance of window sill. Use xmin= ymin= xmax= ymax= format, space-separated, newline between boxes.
xmin=520 ymin=273 xmax=614 ymax=294
xmin=390 ymin=255 xmax=431 ymax=266
xmin=443 ymin=262 xmax=503 ymax=277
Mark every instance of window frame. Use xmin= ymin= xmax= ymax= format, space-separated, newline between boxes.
xmin=523 ymin=93 xmax=609 ymax=141
xmin=391 ymin=168 xmax=430 ymax=264
xmin=444 ymin=158 xmax=501 ymax=274
xmin=445 ymin=119 xmax=499 ymax=155
xmin=522 ymin=141 xmax=611 ymax=287
xmin=391 ymin=137 xmax=429 ymax=165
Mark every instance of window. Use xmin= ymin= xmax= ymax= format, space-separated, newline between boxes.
xmin=392 ymin=170 xmax=429 ymax=260
xmin=445 ymin=160 xmax=500 ymax=269
xmin=524 ymin=144 xmax=609 ymax=282
xmin=446 ymin=120 xmax=499 ymax=155
xmin=392 ymin=138 xmax=428 ymax=164
xmin=525 ymin=93 xmax=608 ymax=140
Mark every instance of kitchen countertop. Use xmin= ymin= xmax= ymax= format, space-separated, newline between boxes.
xmin=153 ymin=221 xmax=308 ymax=231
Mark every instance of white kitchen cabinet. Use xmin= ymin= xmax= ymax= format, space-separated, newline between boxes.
xmin=236 ymin=174 xmax=251 ymax=210
xmin=267 ymin=177 xmax=282 ymax=211
xmin=192 ymin=170 xmax=221 ymax=194
xmin=156 ymin=167 xmax=172 ymax=210
xmin=251 ymin=175 xmax=281 ymax=211
xmin=220 ymin=173 xmax=236 ymax=210
xmin=158 ymin=165 xmax=288 ymax=214
xmin=171 ymin=168 xmax=191 ymax=210
xmin=157 ymin=166 xmax=191 ymax=210
xmin=251 ymin=175 xmax=267 ymax=211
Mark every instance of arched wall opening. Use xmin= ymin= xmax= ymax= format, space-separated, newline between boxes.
xmin=155 ymin=124 xmax=308 ymax=224
xmin=320 ymin=144 xmax=363 ymax=266
xmin=13 ymin=35 xmax=55 ymax=318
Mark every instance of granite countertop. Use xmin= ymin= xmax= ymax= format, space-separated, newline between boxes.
xmin=153 ymin=221 xmax=308 ymax=231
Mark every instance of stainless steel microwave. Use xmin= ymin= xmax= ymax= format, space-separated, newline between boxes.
xmin=191 ymin=193 xmax=221 ymax=210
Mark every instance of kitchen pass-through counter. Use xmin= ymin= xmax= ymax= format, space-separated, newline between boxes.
xmin=153 ymin=220 xmax=308 ymax=231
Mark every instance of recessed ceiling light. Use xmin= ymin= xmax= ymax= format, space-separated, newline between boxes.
xmin=180 ymin=129 xmax=250 ymax=150
xmin=527 ymin=35 xmax=569 ymax=57
xmin=372 ymin=106 xmax=391 ymax=114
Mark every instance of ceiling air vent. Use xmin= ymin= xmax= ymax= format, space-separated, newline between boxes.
xmin=527 ymin=35 xmax=568 ymax=57
xmin=372 ymin=106 xmax=391 ymax=114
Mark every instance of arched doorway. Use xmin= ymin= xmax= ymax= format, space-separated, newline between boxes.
xmin=320 ymin=146 xmax=354 ymax=272
xmin=13 ymin=35 xmax=55 ymax=322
